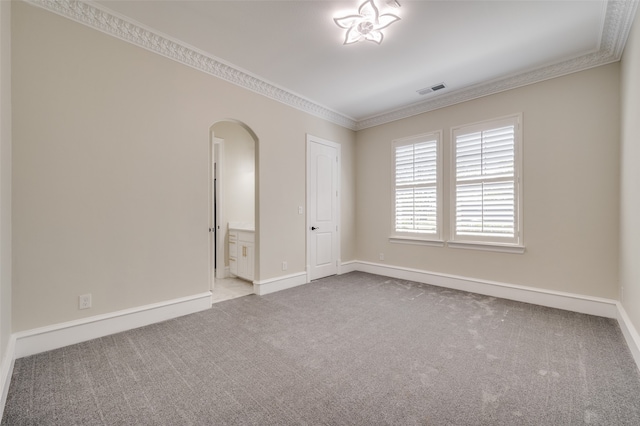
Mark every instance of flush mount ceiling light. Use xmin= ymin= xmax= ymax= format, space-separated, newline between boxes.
xmin=334 ymin=0 xmax=401 ymax=45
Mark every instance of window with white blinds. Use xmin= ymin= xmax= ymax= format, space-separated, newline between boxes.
xmin=393 ymin=132 xmax=441 ymax=240
xmin=451 ymin=115 xmax=522 ymax=246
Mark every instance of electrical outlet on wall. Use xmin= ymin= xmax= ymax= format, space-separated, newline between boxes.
xmin=282 ymin=261 xmax=288 ymax=271
xmin=79 ymin=294 xmax=92 ymax=310
xmin=379 ymin=253 xmax=384 ymax=261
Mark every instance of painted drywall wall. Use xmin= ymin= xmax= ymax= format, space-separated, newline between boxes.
xmin=0 ymin=0 xmax=12 ymax=367
xmin=11 ymin=2 xmax=355 ymax=331
xmin=621 ymin=7 xmax=640 ymax=331
xmin=356 ymin=64 xmax=620 ymax=299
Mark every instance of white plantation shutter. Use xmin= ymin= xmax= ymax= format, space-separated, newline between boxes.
xmin=393 ymin=134 xmax=441 ymax=237
xmin=452 ymin=116 xmax=521 ymax=245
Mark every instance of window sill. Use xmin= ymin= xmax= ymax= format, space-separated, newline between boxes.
xmin=389 ymin=236 xmax=445 ymax=247
xmin=447 ymin=241 xmax=525 ymax=254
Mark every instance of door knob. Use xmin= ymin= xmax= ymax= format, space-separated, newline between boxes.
xmin=311 ymin=226 xmax=319 ymax=231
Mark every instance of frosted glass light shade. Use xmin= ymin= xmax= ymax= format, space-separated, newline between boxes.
xmin=334 ymin=0 xmax=401 ymax=45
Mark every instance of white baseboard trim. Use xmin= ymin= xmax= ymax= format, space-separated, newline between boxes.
xmin=215 ymin=267 xmax=229 ymax=280
xmin=13 ymin=292 xmax=212 ymax=359
xmin=0 ymin=335 xmax=16 ymax=422
xmin=340 ymin=260 xmax=358 ymax=274
xmin=253 ymin=272 xmax=308 ymax=296
xmin=353 ymin=261 xmax=618 ymax=319
xmin=616 ymin=303 xmax=640 ymax=370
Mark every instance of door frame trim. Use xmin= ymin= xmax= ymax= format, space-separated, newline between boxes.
xmin=210 ymin=134 xmax=226 ymax=283
xmin=306 ymin=134 xmax=341 ymax=283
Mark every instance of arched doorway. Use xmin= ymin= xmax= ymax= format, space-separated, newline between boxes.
xmin=209 ymin=120 xmax=259 ymax=300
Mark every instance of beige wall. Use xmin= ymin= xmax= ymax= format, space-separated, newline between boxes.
xmin=356 ymin=64 xmax=621 ymax=299
xmin=621 ymin=8 xmax=640 ymax=331
xmin=0 ymin=0 xmax=12 ymax=364
xmin=10 ymin=0 xmax=631 ymax=337
xmin=11 ymin=2 xmax=355 ymax=331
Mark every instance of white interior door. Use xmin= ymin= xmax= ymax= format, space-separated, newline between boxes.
xmin=307 ymin=135 xmax=339 ymax=281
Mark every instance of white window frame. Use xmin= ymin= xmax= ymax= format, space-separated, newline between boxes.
xmin=390 ymin=131 xmax=443 ymax=246
xmin=449 ymin=114 xmax=524 ymax=253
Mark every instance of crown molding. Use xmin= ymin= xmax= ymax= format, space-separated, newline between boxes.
xmin=25 ymin=0 xmax=359 ymax=130
xmin=356 ymin=0 xmax=639 ymax=130
xmin=25 ymin=0 xmax=639 ymax=132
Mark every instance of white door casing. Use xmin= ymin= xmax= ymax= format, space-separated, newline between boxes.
xmin=210 ymin=136 xmax=225 ymax=285
xmin=307 ymin=135 xmax=340 ymax=281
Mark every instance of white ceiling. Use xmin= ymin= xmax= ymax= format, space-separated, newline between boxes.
xmin=41 ymin=0 xmax=639 ymax=129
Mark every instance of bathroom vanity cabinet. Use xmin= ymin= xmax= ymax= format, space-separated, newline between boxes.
xmin=229 ymin=226 xmax=254 ymax=281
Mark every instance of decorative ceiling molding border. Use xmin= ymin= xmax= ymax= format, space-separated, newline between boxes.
xmin=25 ymin=0 xmax=359 ymax=130
xmin=356 ymin=0 xmax=639 ymax=130
xmin=25 ymin=0 xmax=639 ymax=132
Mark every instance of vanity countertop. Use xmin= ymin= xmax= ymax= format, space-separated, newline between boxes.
xmin=228 ymin=222 xmax=255 ymax=232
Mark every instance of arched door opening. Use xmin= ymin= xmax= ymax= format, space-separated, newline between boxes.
xmin=209 ymin=120 xmax=259 ymax=302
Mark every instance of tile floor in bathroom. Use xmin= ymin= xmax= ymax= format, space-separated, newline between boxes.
xmin=211 ymin=276 xmax=254 ymax=303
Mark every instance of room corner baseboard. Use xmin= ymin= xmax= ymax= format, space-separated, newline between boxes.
xmin=253 ymin=272 xmax=307 ymax=296
xmin=352 ymin=261 xmax=618 ymax=319
xmin=13 ymin=292 xmax=212 ymax=359
xmin=616 ymin=303 xmax=640 ymax=371
xmin=0 ymin=335 xmax=16 ymax=422
xmin=340 ymin=261 xmax=358 ymax=274
xmin=254 ymin=264 xmax=361 ymax=297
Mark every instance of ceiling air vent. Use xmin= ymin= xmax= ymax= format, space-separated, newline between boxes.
xmin=417 ymin=83 xmax=446 ymax=96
